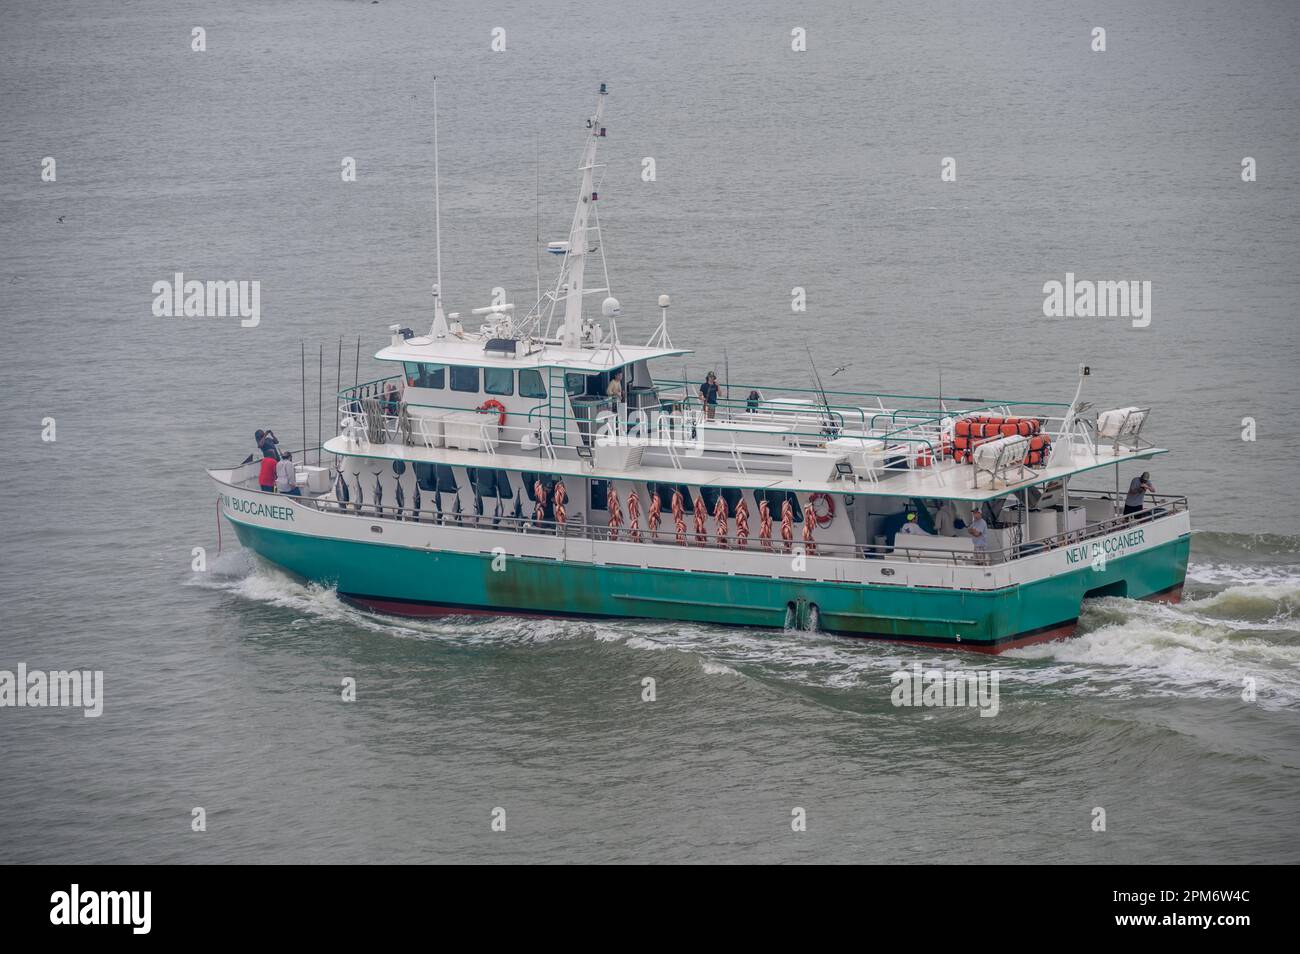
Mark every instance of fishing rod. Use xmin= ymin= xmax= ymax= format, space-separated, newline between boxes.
xmin=806 ymin=346 xmax=836 ymax=437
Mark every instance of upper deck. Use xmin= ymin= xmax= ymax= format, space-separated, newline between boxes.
xmin=323 ymin=365 xmax=1166 ymax=503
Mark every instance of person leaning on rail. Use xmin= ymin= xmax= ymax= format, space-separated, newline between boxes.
xmin=1124 ymin=471 xmax=1155 ymax=515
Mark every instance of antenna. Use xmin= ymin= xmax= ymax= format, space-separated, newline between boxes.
xmin=535 ymin=132 xmax=541 ymax=308
xmin=429 ymin=76 xmax=449 ymax=338
xmin=433 ymin=75 xmax=443 ymax=299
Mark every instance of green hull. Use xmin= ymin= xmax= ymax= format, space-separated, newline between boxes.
xmin=230 ymin=519 xmax=1190 ymax=652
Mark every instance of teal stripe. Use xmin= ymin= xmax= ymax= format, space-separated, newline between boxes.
xmin=228 ymin=518 xmax=1189 ymax=647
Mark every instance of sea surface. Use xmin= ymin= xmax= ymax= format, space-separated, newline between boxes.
xmin=1 ymin=0 xmax=1298 ymax=863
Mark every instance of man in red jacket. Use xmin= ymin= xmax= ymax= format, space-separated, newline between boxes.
xmin=258 ymin=452 xmax=278 ymax=492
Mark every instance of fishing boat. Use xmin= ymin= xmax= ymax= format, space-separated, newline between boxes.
xmin=208 ymin=83 xmax=1190 ymax=653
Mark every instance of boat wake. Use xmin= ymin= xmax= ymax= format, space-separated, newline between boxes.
xmin=191 ymin=550 xmax=1300 ymax=709
xmin=186 ymin=552 xmax=580 ymax=646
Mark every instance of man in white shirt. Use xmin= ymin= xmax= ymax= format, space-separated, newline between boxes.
xmin=275 ymin=451 xmax=301 ymax=496
xmin=967 ymin=504 xmax=989 ymax=562
xmin=933 ymin=500 xmax=956 ymax=537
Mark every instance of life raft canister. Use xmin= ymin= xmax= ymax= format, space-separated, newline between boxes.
xmin=807 ymin=492 xmax=835 ymax=528
xmin=477 ymin=399 xmax=508 ymax=427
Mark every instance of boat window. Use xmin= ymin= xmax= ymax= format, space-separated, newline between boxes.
xmin=469 ymin=468 xmax=512 ymax=498
xmin=434 ymin=464 xmax=459 ymax=492
xmin=450 ymin=365 xmax=480 ymax=392
xmin=565 ymin=372 xmax=589 ymax=396
xmin=519 ymin=369 xmax=547 ymax=399
xmin=721 ymin=487 xmax=742 ymax=509
xmin=700 ymin=486 xmax=720 ymax=511
xmin=484 ymin=367 xmax=514 ymax=396
xmin=412 ymin=464 xmax=460 ymax=493
xmin=590 ymin=479 xmax=608 ymax=511
xmin=404 ymin=362 xmax=445 ymax=389
xmin=413 ymin=463 xmax=437 ymax=491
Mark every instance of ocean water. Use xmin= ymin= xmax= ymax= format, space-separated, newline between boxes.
xmin=1 ymin=0 xmax=1298 ymax=863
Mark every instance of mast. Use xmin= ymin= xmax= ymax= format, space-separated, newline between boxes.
xmin=430 ymin=75 xmax=449 ymax=338
xmin=559 ymin=83 xmax=608 ymax=349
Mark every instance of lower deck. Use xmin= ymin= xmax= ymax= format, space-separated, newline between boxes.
xmin=212 ymin=460 xmax=1192 ymax=651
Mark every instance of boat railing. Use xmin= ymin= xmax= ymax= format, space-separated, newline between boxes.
xmin=287 ymin=487 xmax=1187 ymax=569
xmin=334 ymin=394 xmax=954 ymax=477
xmin=650 ymin=377 xmax=1074 ymax=412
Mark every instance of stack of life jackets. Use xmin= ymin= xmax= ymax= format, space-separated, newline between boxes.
xmin=949 ymin=416 xmax=1051 ymax=467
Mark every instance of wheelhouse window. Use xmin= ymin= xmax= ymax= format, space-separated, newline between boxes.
xmin=450 ymin=365 xmax=480 ymax=393
xmin=403 ymin=362 xmax=445 ymax=389
xmin=519 ymin=369 xmax=547 ymax=399
xmin=484 ymin=367 xmax=514 ymax=397
xmin=565 ymin=372 xmax=589 ymax=397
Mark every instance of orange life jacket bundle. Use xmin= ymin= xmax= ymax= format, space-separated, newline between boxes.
xmin=950 ymin=416 xmax=1048 ymax=464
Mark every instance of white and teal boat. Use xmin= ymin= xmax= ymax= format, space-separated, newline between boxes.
xmin=209 ymin=84 xmax=1190 ymax=653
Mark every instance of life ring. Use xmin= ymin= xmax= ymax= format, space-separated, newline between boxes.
xmin=477 ymin=399 xmax=507 ymax=427
xmin=807 ymin=492 xmax=835 ymax=528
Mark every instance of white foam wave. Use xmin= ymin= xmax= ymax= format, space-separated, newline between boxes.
xmin=187 ymin=559 xmax=579 ymax=646
xmin=1186 ymin=561 xmax=1300 ymax=587
xmin=700 ymin=661 xmax=740 ymax=676
xmin=191 ymin=554 xmax=1300 ymax=707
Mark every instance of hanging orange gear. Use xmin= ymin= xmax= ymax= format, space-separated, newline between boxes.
xmin=607 ymin=484 xmax=622 ymax=540
xmin=780 ymin=498 xmax=794 ymax=552
xmin=628 ymin=487 xmax=641 ymax=543
xmin=648 ymin=490 xmax=662 ymax=538
xmin=713 ymin=495 xmax=729 ymax=548
xmin=552 ymin=481 xmax=567 ymax=527
xmin=759 ymin=498 xmax=773 ymax=550
xmin=735 ymin=498 xmax=750 ymax=549
xmin=672 ymin=489 xmax=687 ymax=545
xmin=534 ymin=478 xmax=547 ymax=526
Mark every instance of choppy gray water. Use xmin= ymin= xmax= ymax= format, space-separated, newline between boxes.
xmin=1 ymin=0 xmax=1298 ymax=863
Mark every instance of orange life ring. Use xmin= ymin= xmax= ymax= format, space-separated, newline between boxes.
xmin=807 ymin=492 xmax=835 ymax=528
xmin=477 ymin=399 xmax=507 ymax=427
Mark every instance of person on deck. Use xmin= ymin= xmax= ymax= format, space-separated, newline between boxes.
xmin=256 ymin=429 xmax=280 ymax=461
xmin=606 ymin=368 xmax=624 ymax=401
xmin=276 ymin=451 xmax=301 ymax=496
xmin=933 ymin=499 xmax=957 ymax=537
xmin=967 ymin=504 xmax=989 ymax=563
xmin=898 ymin=511 xmax=930 ymax=536
xmin=382 ymin=382 xmax=401 ymax=419
xmin=1124 ymin=472 xmax=1155 ymax=515
xmin=699 ymin=372 xmax=720 ymax=421
xmin=258 ymin=451 xmax=278 ymax=493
